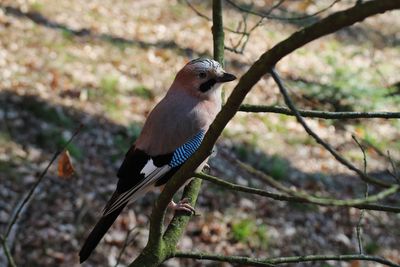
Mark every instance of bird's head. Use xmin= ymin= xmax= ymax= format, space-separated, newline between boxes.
xmin=171 ymin=58 xmax=236 ymax=99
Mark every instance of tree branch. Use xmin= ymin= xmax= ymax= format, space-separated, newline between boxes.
xmin=352 ymin=134 xmax=368 ymax=254
xmin=185 ymin=0 xmax=248 ymax=35
xmin=195 ymin=172 xmax=400 ymax=213
xmin=270 ymin=68 xmax=391 ymax=187
xmin=129 ymin=1 xmax=226 ymax=266
xmin=129 ymin=1 xmax=400 ymax=265
xmin=212 ymin=0 xmax=225 ymax=65
xmin=238 ymin=104 xmax=400 ymax=119
xmin=172 ymin=252 xmax=400 ymax=267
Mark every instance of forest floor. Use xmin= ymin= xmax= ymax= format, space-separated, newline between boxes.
xmin=0 ymin=0 xmax=400 ymax=266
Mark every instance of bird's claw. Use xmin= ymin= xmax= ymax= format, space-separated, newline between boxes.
xmin=169 ymin=198 xmax=197 ymax=215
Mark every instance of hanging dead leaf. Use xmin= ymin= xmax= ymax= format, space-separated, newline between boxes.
xmin=350 ymin=260 xmax=360 ymax=267
xmin=58 ymin=150 xmax=75 ymax=179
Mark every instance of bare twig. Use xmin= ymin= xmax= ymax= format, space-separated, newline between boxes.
xmin=185 ymin=0 xmax=265 ymax=54
xmin=269 ymin=68 xmax=389 ymax=187
xmin=226 ymin=17 xmax=264 ymax=54
xmin=185 ymin=0 xmax=248 ymax=35
xmin=4 ymin=124 xmax=83 ymax=238
xmin=0 ymin=235 xmax=16 ymax=267
xmin=352 ymin=135 xmax=368 ymax=254
xmin=239 ymin=104 xmax=400 ymax=119
xmin=225 ymin=0 xmax=341 ymax=21
xmin=195 ymin=172 xmax=399 ymax=212
xmin=172 ymin=252 xmax=400 ymax=267
xmin=114 ymin=227 xmax=138 ymax=267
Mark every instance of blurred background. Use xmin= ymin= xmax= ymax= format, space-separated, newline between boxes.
xmin=0 ymin=0 xmax=399 ymax=266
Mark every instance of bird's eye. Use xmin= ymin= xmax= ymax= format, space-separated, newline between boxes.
xmin=198 ymin=72 xmax=207 ymax=79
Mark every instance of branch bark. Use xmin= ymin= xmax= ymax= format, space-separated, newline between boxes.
xmin=195 ymin=172 xmax=400 ymax=213
xmin=239 ymin=104 xmax=400 ymax=119
xmin=172 ymin=252 xmax=400 ymax=267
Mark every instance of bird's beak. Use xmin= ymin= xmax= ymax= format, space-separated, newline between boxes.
xmin=216 ymin=72 xmax=237 ymax=83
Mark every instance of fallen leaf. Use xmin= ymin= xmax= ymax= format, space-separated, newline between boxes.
xmin=58 ymin=150 xmax=75 ymax=179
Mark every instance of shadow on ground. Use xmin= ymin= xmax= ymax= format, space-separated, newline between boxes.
xmin=1 ymin=88 xmax=399 ymax=266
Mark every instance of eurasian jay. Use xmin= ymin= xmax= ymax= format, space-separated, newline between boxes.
xmin=79 ymin=58 xmax=236 ymax=263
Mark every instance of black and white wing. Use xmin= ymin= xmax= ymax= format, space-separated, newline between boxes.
xmin=103 ymin=129 xmax=205 ymax=216
xmin=102 ymin=148 xmax=173 ymax=216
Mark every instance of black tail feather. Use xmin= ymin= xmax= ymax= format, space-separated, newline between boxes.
xmin=79 ymin=204 xmax=126 ymax=263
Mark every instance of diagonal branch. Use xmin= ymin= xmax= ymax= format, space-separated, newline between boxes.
xmin=269 ymin=68 xmax=390 ymax=187
xmin=4 ymin=124 xmax=83 ymax=238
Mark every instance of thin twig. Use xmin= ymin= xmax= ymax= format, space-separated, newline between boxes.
xmin=225 ymin=0 xmax=341 ymax=21
xmin=195 ymin=172 xmax=399 ymax=212
xmin=114 ymin=227 xmax=138 ymax=267
xmin=0 ymin=235 xmax=17 ymax=267
xmin=172 ymin=251 xmax=400 ymax=267
xmin=185 ymin=0 xmax=248 ymax=35
xmin=239 ymin=104 xmax=400 ymax=119
xmin=352 ymin=135 xmax=368 ymax=254
xmin=4 ymin=124 xmax=83 ymax=238
xmin=227 ymin=17 xmax=264 ymax=54
xmin=185 ymin=0 xmax=266 ymax=54
xmin=220 ymin=148 xmax=400 ymax=212
xmin=269 ymin=68 xmax=389 ymax=187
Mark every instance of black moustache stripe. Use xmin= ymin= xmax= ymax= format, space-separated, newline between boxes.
xmin=199 ymin=78 xmax=217 ymax=92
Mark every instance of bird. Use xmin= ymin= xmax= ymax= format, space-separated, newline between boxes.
xmin=79 ymin=58 xmax=236 ymax=263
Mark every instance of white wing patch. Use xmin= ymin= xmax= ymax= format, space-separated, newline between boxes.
xmin=140 ymin=159 xmax=157 ymax=176
xmin=103 ymin=159 xmax=171 ymax=216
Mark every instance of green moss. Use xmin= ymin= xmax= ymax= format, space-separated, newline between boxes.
xmin=231 ymin=219 xmax=269 ymax=249
xmin=232 ymin=219 xmax=254 ymax=242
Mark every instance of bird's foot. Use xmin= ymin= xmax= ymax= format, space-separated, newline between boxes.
xmin=168 ymin=198 xmax=196 ymax=215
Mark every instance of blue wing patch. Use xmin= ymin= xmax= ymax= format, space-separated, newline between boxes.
xmin=169 ymin=130 xmax=206 ymax=168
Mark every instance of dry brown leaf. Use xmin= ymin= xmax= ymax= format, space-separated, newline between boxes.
xmin=58 ymin=150 xmax=75 ymax=179
xmin=350 ymin=260 xmax=360 ymax=267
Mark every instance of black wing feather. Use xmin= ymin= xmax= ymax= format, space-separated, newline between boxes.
xmin=80 ymin=147 xmax=175 ymax=263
